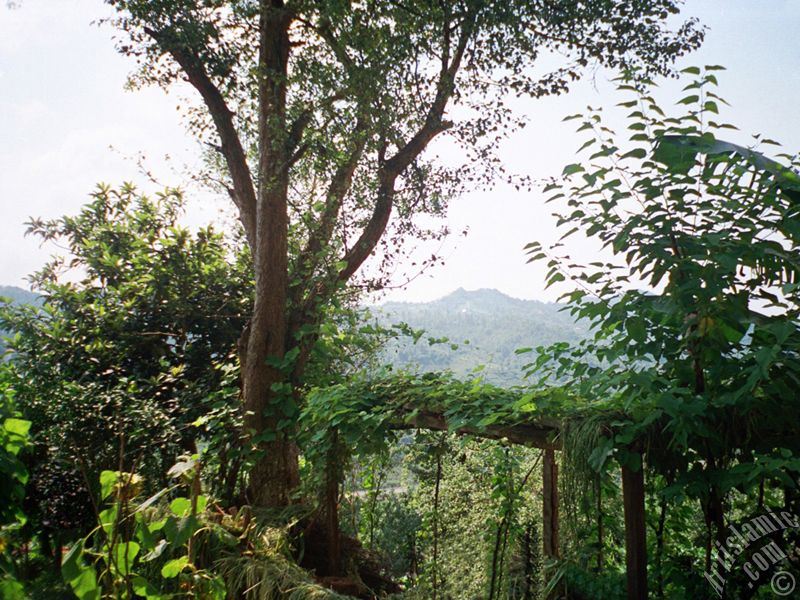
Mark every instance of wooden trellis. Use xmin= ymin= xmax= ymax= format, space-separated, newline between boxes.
xmin=306 ymin=378 xmax=649 ymax=600
xmin=393 ymin=408 xmax=647 ymax=600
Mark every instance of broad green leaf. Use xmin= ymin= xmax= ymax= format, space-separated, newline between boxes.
xmin=0 ymin=578 xmax=26 ymax=600
xmin=100 ymin=470 xmax=119 ymax=500
xmin=3 ymin=418 xmax=30 ymax=438
xmin=112 ymin=541 xmax=140 ymax=575
xmin=132 ymin=576 xmax=163 ymax=599
xmin=163 ymin=515 xmax=199 ymax=546
xmin=626 ymin=317 xmax=647 ymax=343
xmin=62 ymin=545 xmax=100 ymax=600
xmin=161 ymin=555 xmax=189 ymax=578
xmin=169 ymin=497 xmax=192 ymax=517
xmin=68 ymin=570 xmax=100 ymax=600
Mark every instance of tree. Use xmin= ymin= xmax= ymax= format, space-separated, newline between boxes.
xmin=1 ymin=185 xmax=250 ymax=555
xmin=107 ymin=0 xmax=704 ymax=507
xmin=526 ymin=68 xmax=800 ymax=596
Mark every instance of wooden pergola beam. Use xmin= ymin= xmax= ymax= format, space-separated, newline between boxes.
xmin=388 ymin=402 xmax=646 ymax=600
xmin=393 ymin=409 xmax=562 ymax=450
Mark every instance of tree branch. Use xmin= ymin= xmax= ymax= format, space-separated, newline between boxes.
xmin=336 ymin=9 xmax=475 ymax=283
xmin=144 ymin=26 xmax=257 ymax=249
xmin=301 ymin=120 xmax=368 ymax=278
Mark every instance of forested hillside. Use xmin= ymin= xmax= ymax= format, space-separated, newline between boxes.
xmin=0 ymin=286 xmax=37 ymax=307
xmin=374 ymin=289 xmax=587 ymax=385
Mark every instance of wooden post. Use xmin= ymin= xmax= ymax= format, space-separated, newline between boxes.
xmin=622 ymin=459 xmax=647 ymax=600
xmin=542 ymin=448 xmax=559 ymax=559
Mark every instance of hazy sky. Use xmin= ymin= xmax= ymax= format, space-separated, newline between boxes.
xmin=1 ymin=1 xmax=799 ymax=302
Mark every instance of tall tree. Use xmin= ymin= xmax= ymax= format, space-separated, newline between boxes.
xmin=107 ymin=0 xmax=704 ymax=507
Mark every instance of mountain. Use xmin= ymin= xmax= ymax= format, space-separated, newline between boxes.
xmin=0 ymin=286 xmax=39 ymax=306
xmin=0 ymin=284 xmax=584 ymax=385
xmin=0 ymin=286 xmax=40 ymax=353
xmin=372 ymin=288 xmax=587 ymax=386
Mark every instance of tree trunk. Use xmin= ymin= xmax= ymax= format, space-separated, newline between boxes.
xmin=241 ymin=2 xmax=299 ymax=508
xmin=321 ymin=429 xmax=342 ymax=575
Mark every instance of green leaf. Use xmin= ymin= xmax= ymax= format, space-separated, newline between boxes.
xmin=61 ymin=542 xmax=85 ymax=583
xmin=169 ymin=497 xmax=192 ymax=517
xmin=0 ymin=578 xmax=26 ymax=600
xmin=163 ymin=515 xmax=199 ymax=546
xmin=132 ymin=576 xmax=163 ymax=599
xmin=625 ymin=317 xmax=647 ymax=343
xmin=161 ymin=555 xmax=189 ymax=578
xmin=206 ymin=576 xmax=227 ymax=600
xmin=112 ymin=541 xmax=140 ymax=575
xmin=3 ymin=418 xmax=30 ymax=437
xmin=100 ymin=470 xmax=119 ymax=500
xmin=588 ymin=438 xmax=614 ymax=472
xmin=62 ymin=545 xmax=100 ymax=600
xmin=621 ymin=148 xmax=647 ymax=160
xmin=562 ymin=164 xmax=584 ymax=176
xmin=68 ymin=570 xmax=100 ymax=600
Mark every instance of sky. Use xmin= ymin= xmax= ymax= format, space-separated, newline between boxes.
xmin=1 ymin=1 xmax=799 ymax=303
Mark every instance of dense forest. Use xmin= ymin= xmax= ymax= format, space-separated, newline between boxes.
xmin=1 ymin=2 xmax=799 ymax=600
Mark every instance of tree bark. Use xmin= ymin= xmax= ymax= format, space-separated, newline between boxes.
xmin=242 ymin=1 xmax=298 ymax=508
xmin=322 ymin=429 xmax=341 ymax=575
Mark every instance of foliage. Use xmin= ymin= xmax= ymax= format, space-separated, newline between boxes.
xmin=301 ymin=370 xmax=580 ymax=467
xmin=0 ymin=185 xmax=251 ymax=588
xmin=61 ymin=458 xmax=356 ymax=600
xmin=526 ymin=67 xmax=800 ymax=596
xmin=0 ymin=381 xmax=28 ymax=529
xmin=1 ymin=184 xmax=424 ymax=597
xmin=0 ymin=371 xmax=30 ymax=598
xmin=61 ymin=462 xmax=228 ymax=600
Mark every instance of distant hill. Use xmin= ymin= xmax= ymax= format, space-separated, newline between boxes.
xmin=0 ymin=286 xmax=40 ymax=353
xmin=0 ymin=284 xmax=584 ymax=384
xmin=373 ymin=288 xmax=587 ymax=386
xmin=0 ymin=286 xmax=39 ymax=306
